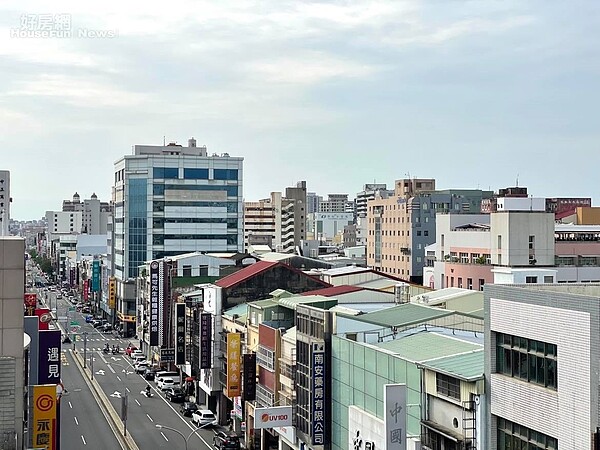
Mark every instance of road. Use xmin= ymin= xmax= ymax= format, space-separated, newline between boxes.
xmin=46 ymin=289 xmax=219 ymax=450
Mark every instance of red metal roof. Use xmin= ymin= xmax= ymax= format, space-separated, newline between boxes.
xmin=300 ymin=285 xmax=364 ymax=297
xmin=215 ymin=261 xmax=278 ymax=288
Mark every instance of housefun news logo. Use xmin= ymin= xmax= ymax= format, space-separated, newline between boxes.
xmin=10 ymin=14 xmax=118 ymax=39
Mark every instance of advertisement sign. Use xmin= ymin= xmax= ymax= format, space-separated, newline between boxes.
xmin=32 ymin=384 xmax=57 ymax=450
xmin=348 ymin=406 xmax=384 ymax=450
xmin=38 ymin=330 xmax=61 ymax=385
xmin=254 ymin=406 xmax=293 ymax=429
xmin=149 ymin=261 xmax=160 ymax=346
xmin=311 ymin=341 xmax=326 ymax=445
xmin=83 ymin=279 xmax=89 ymax=301
xmin=384 ymin=384 xmax=406 ymax=450
xmin=275 ymin=425 xmax=297 ymax=445
xmin=233 ymin=396 xmax=243 ymax=420
xmin=92 ymin=260 xmax=100 ymax=292
xmin=160 ymin=348 xmax=175 ymax=362
xmin=200 ymin=313 xmax=212 ymax=369
xmin=226 ymin=333 xmax=241 ymax=397
xmin=203 ymin=287 xmax=219 ymax=314
xmin=35 ymin=308 xmax=52 ymax=331
xmin=242 ymin=353 xmax=256 ymax=401
xmin=175 ymin=303 xmax=186 ymax=365
xmin=24 ymin=292 xmax=37 ymax=315
xmin=108 ymin=277 xmax=116 ymax=309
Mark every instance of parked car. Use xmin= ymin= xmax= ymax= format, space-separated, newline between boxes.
xmin=157 ymin=377 xmax=180 ymax=391
xmin=191 ymin=409 xmax=217 ymax=427
xmin=101 ymin=323 xmax=113 ymax=332
xmin=82 ymin=306 xmax=91 ymax=313
xmin=213 ymin=431 xmax=241 ymax=450
xmin=134 ymin=362 xmax=150 ymax=374
xmin=125 ymin=344 xmax=138 ymax=356
xmin=165 ymin=388 xmax=185 ymax=403
xmin=56 ymin=293 xmax=62 ymax=299
xmin=143 ymin=368 xmax=157 ymax=381
xmin=179 ymin=401 xmax=198 ymax=417
xmin=130 ymin=349 xmax=144 ymax=359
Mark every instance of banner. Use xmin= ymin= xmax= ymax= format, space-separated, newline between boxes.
xmin=200 ymin=313 xmax=212 ymax=369
xmin=32 ymin=384 xmax=58 ymax=450
xmin=254 ymin=406 xmax=293 ymax=429
xmin=242 ymin=353 xmax=256 ymax=401
xmin=175 ymin=303 xmax=186 ymax=365
xmin=92 ymin=260 xmax=100 ymax=292
xmin=38 ymin=330 xmax=61 ymax=385
xmin=35 ymin=308 xmax=52 ymax=331
xmin=149 ymin=261 xmax=160 ymax=346
xmin=311 ymin=341 xmax=326 ymax=445
xmin=384 ymin=384 xmax=406 ymax=450
xmin=227 ymin=333 xmax=241 ymax=397
xmin=108 ymin=277 xmax=116 ymax=309
xmin=83 ymin=279 xmax=89 ymax=301
xmin=25 ymin=292 xmax=37 ymax=316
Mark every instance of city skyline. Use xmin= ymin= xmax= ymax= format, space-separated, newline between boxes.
xmin=3 ymin=1 xmax=600 ymax=220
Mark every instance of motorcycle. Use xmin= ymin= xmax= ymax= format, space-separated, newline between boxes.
xmin=112 ymin=348 xmax=121 ymax=355
xmin=102 ymin=347 xmax=110 ymax=354
xmin=141 ymin=390 xmax=153 ymax=398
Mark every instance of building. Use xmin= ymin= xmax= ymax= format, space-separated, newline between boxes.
xmin=244 ymin=181 xmax=307 ymax=253
xmin=319 ymin=194 xmax=349 ymax=213
xmin=0 ymin=237 xmax=26 ymax=449
xmin=367 ymin=178 xmax=493 ymax=283
xmin=484 ymin=283 xmax=600 ymax=449
xmin=111 ymin=138 xmax=244 ymax=333
xmin=307 ymin=212 xmax=354 ymax=244
xmin=61 ymin=192 xmax=111 ymax=234
xmin=0 ymin=171 xmax=10 ymax=236
xmin=355 ymin=183 xmax=393 ymax=219
xmin=306 ymin=192 xmax=322 ymax=215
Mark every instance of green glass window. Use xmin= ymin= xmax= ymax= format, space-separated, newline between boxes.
xmin=497 ymin=416 xmax=557 ymax=449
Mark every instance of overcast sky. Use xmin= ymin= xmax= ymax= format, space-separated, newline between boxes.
xmin=2 ymin=1 xmax=599 ymax=220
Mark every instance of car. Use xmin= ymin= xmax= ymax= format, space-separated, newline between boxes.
xmin=130 ymin=349 xmax=144 ymax=359
xmin=157 ymin=377 xmax=180 ymax=391
xmin=135 ymin=363 xmax=150 ymax=374
xmin=125 ymin=344 xmax=138 ymax=355
xmin=132 ymin=355 xmax=146 ymax=366
xmin=143 ymin=368 xmax=157 ymax=381
xmin=101 ymin=323 xmax=113 ymax=332
xmin=165 ymin=387 xmax=186 ymax=403
xmin=56 ymin=294 xmax=62 ymax=299
xmin=85 ymin=315 xmax=94 ymax=323
xmin=213 ymin=431 xmax=241 ymax=450
xmin=179 ymin=401 xmax=198 ymax=417
xmin=191 ymin=409 xmax=217 ymax=427
xmin=82 ymin=306 xmax=91 ymax=313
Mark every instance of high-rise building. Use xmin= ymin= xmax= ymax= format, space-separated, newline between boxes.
xmin=62 ymin=192 xmax=111 ymax=234
xmin=319 ymin=194 xmax=349 ymax=213
xmin=306 ymin=192 xmax=322 ymax=214
xmin=355 ymin=183 xmax=393 ymax=219
xmin=0 ymin=171 xmax=10 ymax=236
xmin=111 ymin=138 xmax=243 ymax=336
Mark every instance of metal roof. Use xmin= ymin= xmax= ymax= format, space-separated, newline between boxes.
xmin=300 ymin=285 xmax=364 ymax=297
xmin=418 ymin=349 xmax=484 ymax=381
xmin=223 ymin=303 xmax=249 ymax=319
xmin=375 ymin=332 xmax=482 ymax=363
xmin=345 ymin=303 xmax=453 ymax=328
xmin=248 ymin=298 xmax=279 ymax=309
xmin=215 ymin=261 xmax=278 ymax=288
xmin=277 ymin=295 xmax=337 ymax=310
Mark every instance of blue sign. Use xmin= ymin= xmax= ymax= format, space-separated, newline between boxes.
xmin=311 ymin=341 xmax=327 ymax=445
xmin=38 ymin=330 xmax=61 ymax=385
xmin=92 ymin=260 xmax=100 ymax=292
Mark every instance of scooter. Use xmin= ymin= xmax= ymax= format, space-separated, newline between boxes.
xmin=102 ymin=347 xmax=110 ymax=354
xmin=141 ymin=390 xmax=153 ymax=398
xmin=112 ymin=347 xmax=121 ymax=355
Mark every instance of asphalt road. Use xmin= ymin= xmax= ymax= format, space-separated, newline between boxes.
xmin=45 ymin=289 xmax=219 ymax=450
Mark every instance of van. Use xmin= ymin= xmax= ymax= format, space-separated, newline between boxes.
xmin=155 ymin=371 xmax=179 ymax=383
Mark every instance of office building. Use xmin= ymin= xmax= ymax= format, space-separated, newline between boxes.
xmin=62 ymin=192 xmax=111 ymax=234
xmin=319 ymin=194 xmax=349 ymax=213
xmin=0 ymin=171 xmax=10 ymax=236
xmin=355 ymin=183 xmax=393 ymax=219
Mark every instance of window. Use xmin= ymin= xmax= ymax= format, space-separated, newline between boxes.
xmin=478 ymin=279 xmax=485 ymax=291
xmin=525 ymin=276 xmax=538 ymax=284
xmin=460 ymin=252 xmax=469 ymax=263
xmin=153 ymin=167 xmax=179 ymax=179
xmin=183 ymin=168 xmax=209 ymax=179
xmin=436 ymin=373 xmax=461 ymax=400
xmin=497 ymin=416 xmax=557 ymax=450
xmin=424 ymin=230 xmax=429 ymax=236
xmin=495 ymin=332 xmax=557 ymax=390
xmin=457 ymin=277 xmax=463 ymax=288
xmin=544 ymin=276 xmax=554 ymax=283
xmin=467 ymin=278 xmax=473 ymax=290
xmin=497 ymin=235 xmax=502 ymax=249
xmin=528 ymin=235 xmax=535 ymax=250
xmin=213 ymin=168 xmax=238 ymax=180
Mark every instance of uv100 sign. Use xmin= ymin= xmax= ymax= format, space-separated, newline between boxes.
xmin=254 ymin=406 xmax=293 ymax=429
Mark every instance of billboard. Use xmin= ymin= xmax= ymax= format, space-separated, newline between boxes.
xmin=38 ymin=330 xmax=61 ymax=385
xmin=149 ymin=261 xmax=160 ymax=346
xmin=384 ymin=384 xmax=406 ymax=450
xmin=92 ymin=260 xmax=100 ymax=292
xmin=32 ymin=384 xmax=58 ymax=450
xmin=242 ymin=353 xmax=256 ymax=401
xmin=175 ymin=303 xmax=186 ymax=365
xmin=199 ymin=313 xmax=212 ymax=369
xmin=254 ymin=406 xmax=293 ymax=429
xmin=108 ymin=277 xmax=116 ymax=309
xmin=226 ymin=333 xmax=241 ymax=397
xmin=35 ymin=307 xmax=52 ymax=331
xmin=24 ymin=292 xmax=37 ymax=316
xmin=311 ymin=341 xmax=326 ymax=445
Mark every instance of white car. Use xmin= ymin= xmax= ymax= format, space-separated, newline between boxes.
xmin=130 ymin=350 xmax=144 ymax=359
xmin=134 ymin=362 xmax=150 ymax=374
xmin=191 ymin=409 xmax=217 ymax=427
xmin=157 ymin=377 xmax=180 ymax=391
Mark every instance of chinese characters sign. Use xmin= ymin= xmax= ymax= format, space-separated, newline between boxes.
xmin=227 ymin=333 xmax=241 ymax=397
xmin=108 ymin=277 xmax=116 ymax=309
xmin=242 ymin=353 xmax=256 ymax=401
xmin=175 ymin=303 xmax=186 ymax=365
xmin=384 ymin=384 xmax=406 ymax=450
xmin=311 ymin=341 xmax=327 ymax=445
xmin=200 ymin=313 xmax=212 ymax=369
xmin=24 ymin=292 xmax=37 ymax=316
xmin=149 ymin=261 xmax=160 ymax=346
xmin=83 ymin=279 xmax=89 ymax=301
xmin=38 ymin=330 xmax=61 ymax=385
xmin=33 ymin=384 xmax=57 ymax=450
xmin=92 ymin=260 xmax=100 ymax=292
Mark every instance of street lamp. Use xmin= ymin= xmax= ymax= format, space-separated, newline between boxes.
xmin=155 ymin=423 xmax=212 ymax=450
xmin=107 ymin=362 xmax=133 ymax=437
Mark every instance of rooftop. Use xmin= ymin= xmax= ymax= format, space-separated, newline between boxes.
xmin=300 ymin=285 xmax=364 ymax=297
xmin=418 ymin=349 xmax=484 ymax=381
xmin=215 ymin=261 xmax=278 ymax=288
xmin=343 ymin=302 xmax=454 ymax=328
xmin=278 ymin=295 xmax=337 ymax=311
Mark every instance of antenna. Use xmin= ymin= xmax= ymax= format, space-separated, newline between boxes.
xmin=163 ymin=135 xmax=166 ymax=146
xmin=516 ymin=174 xmax=519 ymax=187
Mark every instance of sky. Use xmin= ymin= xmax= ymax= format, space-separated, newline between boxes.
xmin=2 ymin=1 xmax=600 ymax=220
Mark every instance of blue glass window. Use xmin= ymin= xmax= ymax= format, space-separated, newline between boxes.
xmin=184 ymin=168 xmax=209 ymax=179
xmin=128 ymin=179 xmax=147 ymax=278
xmin=153 ymin=184 xmax=238 ymax=197
xmin=153 ymin=167 xmax=179 ymax=179
xmin=213 ymin=169 xmax=238 ymax=180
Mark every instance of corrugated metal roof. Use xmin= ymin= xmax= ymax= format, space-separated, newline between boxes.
xmin=278 ymin=295 xmax=337 ymax=310
xmin=215 ymin=261 xmax=278 ymax=288
xmin=418 ymin=349 xmax=484 ymax=381
xmin=346 ymin=303 xmax=453 ymax=327
xmin=354 ymin=278 xmax=398 ymax=289
xmin=249 ymin=298 xmax=279 ymax=309
xmin=223 ymin=303 xmax=249 ymax=318
xmin=300 ymin=285 xmax=364 ymax=297
xmin=321 ymin=266 xmax=372 ymax=276
xmin=375 ymin=332 xmax=482 ymax=363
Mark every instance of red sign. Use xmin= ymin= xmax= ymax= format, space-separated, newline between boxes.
xmin=24 ymin=293 xmax=37 ymax=316
xmin=83 ymin=280 xmax=89 ymax=301
xmin=35 ymin=308 xmax=52 ymax=331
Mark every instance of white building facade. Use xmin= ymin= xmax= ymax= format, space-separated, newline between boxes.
xmin=0 ymin=171 xmax=10 ymax=236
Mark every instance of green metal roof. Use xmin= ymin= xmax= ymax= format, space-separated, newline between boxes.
xmin=347 ymin=303 xmax=454 ymax=328
xmin=375 ymin=332 xmax=482 ymax=363
xmin=223 ymin=303 xmax=248 ymax=319
xmin=248 ymin=298 xmax=279 ymax=309
xmin=277 ymin=295 xmax=337 ymax=311
xmin=418 ymin=349 xmax=484 ymax=381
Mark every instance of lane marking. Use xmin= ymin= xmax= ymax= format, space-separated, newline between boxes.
xmin=74 ymin=416 xmax=79 ymax=425
xmin=116 ymin=375 xmax=121 ymax=382
xmin=125 ymin=387 xmax=130 ymax=393
xmin=108 ymin=365 xmax=115 ymax=374
xmin=161 ymin=432 xmax=169 ymax=442
xmin=146 ymin=414 xmax=153 ymax=422
xmin=135 ymin=399 xmax=141 ymax=406
xmin=68 ymin=401 xmax=72 ymax=409
xmin=81 ymin=435 xmax=87 ymax=445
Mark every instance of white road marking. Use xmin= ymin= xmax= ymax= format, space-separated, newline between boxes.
xmin=108 ymin=365 xmax=115 ymax=374
xmin=74 ymin=416 xmax=79 ymax=425
xmin=146 ymin=413 xmax=153 ymax=422
xmin=125 ymin=387 xmax=130 ymax=392
xmin=68 ymin=401 xmax=72 ymax=409
xmin=161 ymin=432 xmax=168 ymax=442
xmin=135 ymin=399 xmax=141 ymax=406
xmin=81 ymin=435 xmax=87 ymax=445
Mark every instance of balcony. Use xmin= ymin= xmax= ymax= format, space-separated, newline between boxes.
xmin=256 ymin=384 xmax=275 ymax=408
xmin=257 ymin=345 xmax=275 ymax=372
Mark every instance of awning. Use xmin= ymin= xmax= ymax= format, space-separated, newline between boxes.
xmin=421 ymin=420 xmax=462 ymax=443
